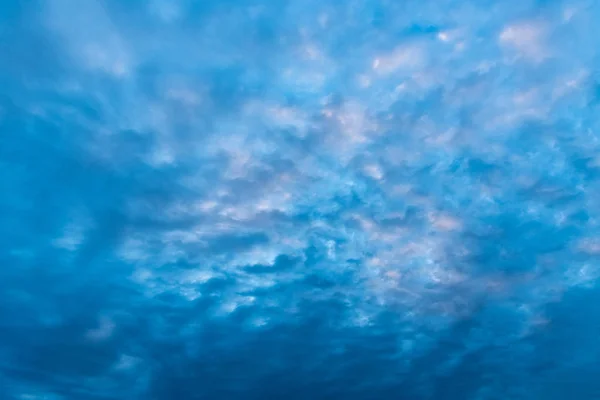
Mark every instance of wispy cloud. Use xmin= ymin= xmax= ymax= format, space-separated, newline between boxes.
xmin=2 ymin=0 xmax=600 ymax=398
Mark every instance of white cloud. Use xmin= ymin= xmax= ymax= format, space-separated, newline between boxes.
xmin=372 ymin=44 xmax=426 ymax=74
xmin=499 ymin=21 xmax=548 ymax=62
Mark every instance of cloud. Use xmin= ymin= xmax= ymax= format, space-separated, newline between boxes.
xmin=499 ymin=21 xmax=548 ymax=62
xmin=2 ymin=0 xmax=600 ymax=398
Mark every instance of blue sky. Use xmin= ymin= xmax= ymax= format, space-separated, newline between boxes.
xmin=2 ymin=0 xmax=600 ymax=398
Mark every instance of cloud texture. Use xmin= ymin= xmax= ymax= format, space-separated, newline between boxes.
xmin=2 ymin=0 xmax=600 ymax=398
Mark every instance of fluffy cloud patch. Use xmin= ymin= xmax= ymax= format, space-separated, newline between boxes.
xmin=2 ymin=0 xmax=600 ymax=398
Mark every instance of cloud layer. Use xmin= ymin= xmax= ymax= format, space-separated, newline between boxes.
xmin=2 ymin=0 xmax=600 ymax=398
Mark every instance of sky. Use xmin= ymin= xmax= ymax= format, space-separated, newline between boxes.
xmin=2 ymin=0 xmax=600 ymax=399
